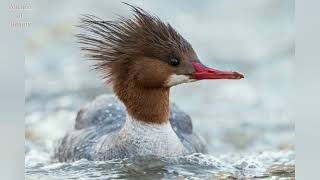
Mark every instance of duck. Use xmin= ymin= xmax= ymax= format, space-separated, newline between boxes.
xmin=54 ymin=4 xmax=244 ymax=162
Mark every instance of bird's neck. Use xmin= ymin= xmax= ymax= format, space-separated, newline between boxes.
xmin=114 ymin=83 xmax=170 ymax=124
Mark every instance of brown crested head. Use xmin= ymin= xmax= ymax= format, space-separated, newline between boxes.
xmin=77 ymin=3 xmax=244 ymax=123
xmin=77 ymin=3 xmax=200 ymax=90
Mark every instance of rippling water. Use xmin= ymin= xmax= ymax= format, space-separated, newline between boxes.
xmin=26 ymin=152 xmax=294 ymax=179
xmin=25 ymin=0 xmax=294 ymax=179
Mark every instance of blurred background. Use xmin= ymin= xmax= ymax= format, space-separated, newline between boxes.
xmin=25 ymin=0 xmax=294 ymax=179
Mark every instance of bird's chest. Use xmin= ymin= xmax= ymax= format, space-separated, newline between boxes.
xmin=118 ymin=118 xmax=187 ymax=157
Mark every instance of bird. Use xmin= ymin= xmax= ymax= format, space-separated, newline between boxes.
xmin=54 ymin=4 xmax=244 ymax=162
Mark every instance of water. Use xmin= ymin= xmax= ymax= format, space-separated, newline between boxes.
xmin=25 ymin=0 xmax=294 ymax=179
xmin=26 ymin=152 xmax=294 ymax=179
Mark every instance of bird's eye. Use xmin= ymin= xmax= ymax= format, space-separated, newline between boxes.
xmin=169 ymin=58 xmax=180 ymax=66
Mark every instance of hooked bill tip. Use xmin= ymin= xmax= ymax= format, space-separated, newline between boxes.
xmin=233 ymin=72 xmax=244 ymax=79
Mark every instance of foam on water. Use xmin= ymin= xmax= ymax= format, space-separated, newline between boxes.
xmin=25 ymin=147 xmax=294 ymax=179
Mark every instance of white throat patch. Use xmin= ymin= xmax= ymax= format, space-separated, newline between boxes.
xmin=166 ymin=74 xmax=196 ymax=87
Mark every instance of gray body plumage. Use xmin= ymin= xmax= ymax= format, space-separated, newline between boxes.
xmin=54 ymin=95 xmax=207 ymax=162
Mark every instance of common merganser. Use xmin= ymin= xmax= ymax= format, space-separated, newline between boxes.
xmin=55 ymin=4 xmax=244 ymax=162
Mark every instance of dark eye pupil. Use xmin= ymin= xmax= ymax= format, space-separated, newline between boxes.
xmin=169 ymin=58 xmax=180 ymax=66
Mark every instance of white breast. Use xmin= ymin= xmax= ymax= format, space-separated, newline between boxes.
xmin=119 ymin=116 xmax=187 ymax=156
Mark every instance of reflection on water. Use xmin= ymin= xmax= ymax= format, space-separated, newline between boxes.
xmin=25 ymin=0 xmax=294 ymax=179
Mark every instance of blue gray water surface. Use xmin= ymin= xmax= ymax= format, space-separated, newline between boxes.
xmin=25 ymin=0 xmax=294 ymax=179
